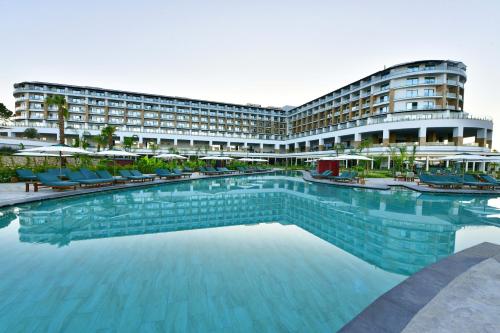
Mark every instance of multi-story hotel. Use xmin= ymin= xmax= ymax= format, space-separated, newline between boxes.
xmin=3 ymin=60 xmax=494 ymax=160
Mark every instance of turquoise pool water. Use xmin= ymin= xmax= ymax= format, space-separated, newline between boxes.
xmin=0 ymin=172 xmax=499 ymax=332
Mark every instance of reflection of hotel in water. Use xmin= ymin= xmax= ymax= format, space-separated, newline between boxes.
xmin=17 ymin=176 xmax=489 ymax=275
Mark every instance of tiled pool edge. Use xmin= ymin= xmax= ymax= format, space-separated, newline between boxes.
xmin=0 ymin=170 xmax=277 ymax=209
xmin=339 ymin=242 xmax=500 ymax=333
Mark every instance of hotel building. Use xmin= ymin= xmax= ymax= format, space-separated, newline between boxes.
xmin=4 ymin=60 xmax=493 ymax=159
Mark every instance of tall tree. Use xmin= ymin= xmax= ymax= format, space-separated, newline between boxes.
xmin=0 ymin=103 xmax=13 ymax=120
xmin=45 ymin=95 xmax=68 ymax=144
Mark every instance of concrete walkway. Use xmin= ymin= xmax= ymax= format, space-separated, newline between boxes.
xmin=341 ymin=242 xmax=500 ymax=333
xmin=303 ymin=171 xmax=500 ymax=195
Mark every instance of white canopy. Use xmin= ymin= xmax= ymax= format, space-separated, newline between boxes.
xmin=21 ymin=144 xmax=91 ymax=155
xmin=95 ymin=149 xmax=139 ymax=157
xmin=319 ymin=154 xmax=373 ymax=161
xmin=436 ymin=154 xmax=490 ymax=162
xmin=154 ymin=153 xmax=187 ymax=160
xmin=199 ymin=156 xmax=233 ymax=160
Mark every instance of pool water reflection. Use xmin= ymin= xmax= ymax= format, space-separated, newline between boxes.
xmin=0 ymin=172 xmax=499 ymax=332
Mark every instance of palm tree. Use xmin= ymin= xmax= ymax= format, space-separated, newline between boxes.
xmin=92 ymin=135 xmax=108 ymax=152
xmin=101 ymin=125 xmax=116 ymax=149
xmin=45 ymin=95 xmax=68 ymax=144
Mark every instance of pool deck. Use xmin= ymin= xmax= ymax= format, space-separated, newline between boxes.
xmin=0 ymin=170 xmax=276 ymax=209
xmin=302 ymin=171 xmax=500 ymax=195
xmin=340 ymin=242 xmax=500 ymax=333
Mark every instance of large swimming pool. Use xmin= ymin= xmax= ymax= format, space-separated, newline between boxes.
xmin=1 ymin=172 xmax=499 ymax=332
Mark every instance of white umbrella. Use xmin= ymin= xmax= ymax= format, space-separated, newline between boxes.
xmin=199 ymin=156 xmax=233 ymax=160
xmin=95 ymin=149 xmax=139 ymax=157
xmin=20 ymin=144 xmax=91 ymax=175
xmin=154 ymin=153 xmax=187 ymax=160
xmin=239 ymin=158 xmax=267 ymax=162
xmin=14 ymin=152 xmax=71 ymax=157
xmin=21 ymin=144 xmax=91 ymax=155
xmin=95 ymin=149 xmax=138 ymax=175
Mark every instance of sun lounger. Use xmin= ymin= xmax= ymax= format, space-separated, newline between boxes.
xmin=217 ymin=167 xmax=235 ymax=174
xmin=16 ymin=169 xmax=38 ymax=181
xmin=96 ymin=170 xmax=127 ymax=183
xmin=478 ymin=174 xmax=500 ymax=186
xmin=172 ymin=168 xmax=190 ymax=177
xmin=47 ymin=168 xmax=70 ymax=177
xmin=155 ymin=169 xmax=179 ymax=179
xmin=237 ymin=167 xmax=252 ymax=174
xmin=314 ymin=170 xmax=332 ymax=179
xmin=205 ymin=167 xmax=222 ymax=175
xmin=67 ymin=171 xmax=113 ymax=187
xmin=119 ymin=170 xmax=148 ymax=182
xmin=418 ymin=174 xmax=462 ymax=188
xmin=80 ymin=169 xmax=114 ymax=183
xmin=130 ymin=170 xmax=155 ymax=181
xmin=36 ymin=172 xmax=78 ymax=191
xmin=462 ymin=174 xmax=495 ymax=189
xmin=328 ymin=171 xmax=357 ymax=183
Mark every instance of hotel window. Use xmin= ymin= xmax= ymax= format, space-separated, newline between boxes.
xmin=379 ymin=95 xmax=389 ymax=102
xmin=406 ymin=90 xmax=418 ymax=97
xmin=406 ymin=102 xmax=418 ymax=110
xmin=424 ymin=76 xmax=436 ymax=84
xmin=408 ymin=65 xmax=419 ymax=72
xmin=406 ymin=77 xmax=419 ymax=85
xmin=423 ymin=101 xmax=435 ymax=109
xmin=379 ymin=106 xmax=388 ymax=113
xmin=425 ymin=64 xmax=435 ymax=70
xmin=424 ymin=89 xmax=435 ymax=96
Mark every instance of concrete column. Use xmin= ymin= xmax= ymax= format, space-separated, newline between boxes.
xmin=318 ymin=138 xmax=325 ymax=151
xmin=334 ymin=136 xmax=340 ymax=145
xmin=382 ymin=129 xmax=390 ymax=146
xmin=475 ymin=128 xmax=487 ymax=147
xmin=425 ymin=156 xmax=429 ymax=171
xmin=156 ymin=137 xmax=161 ymax=144
xmin=190 ymin=139 xmax=194 ymax=146
xmin=453 ymin=127 xmax=464 ymax=146
xmin=259 ymin=143 xmax=264 ymax=152
xmin=418 ymin=127 xmax=427 ymax=145
xmin=274 ymin=143 xmax=280 ymax=154
xmin=387 ymin=155 xmax=391 ymax=170
xmin=119 ymin=135 xmax=125 ymax=143
xmin=478 ymin=162 xmax=486 ymax=172
xmin=138 ymin=136 xmax=144 ymax=144
xmin=305 ymin=141 xmax=310 ymax=152
xmin=353 ymin=132 xmax=361 ymax=147
xmin=173 ymin=138 xmax=178 ymax=147
xmin=294 ymin=142 xmax=299 ymax=151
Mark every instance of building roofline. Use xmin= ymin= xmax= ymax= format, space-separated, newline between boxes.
xmin=13 ymin=81 xmax=284 ymax=112
xmin=288 ymin=59 xmax=466 ymax=112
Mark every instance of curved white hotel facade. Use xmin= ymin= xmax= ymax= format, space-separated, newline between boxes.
xmin=5 ymin=60 xmax=493 ymax=160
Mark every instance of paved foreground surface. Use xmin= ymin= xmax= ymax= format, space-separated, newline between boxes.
xmin=403 ymin=255 xmax=500 ymax=333
xmin=341 ymin=242 xmax=500 ymax=333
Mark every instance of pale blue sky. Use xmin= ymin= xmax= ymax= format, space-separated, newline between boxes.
xmin=1 ymin=0 xmax=499 ymax=146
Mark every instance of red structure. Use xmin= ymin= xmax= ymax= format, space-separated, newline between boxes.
xmin=317 ymin=160 xmax=340 ymax=176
